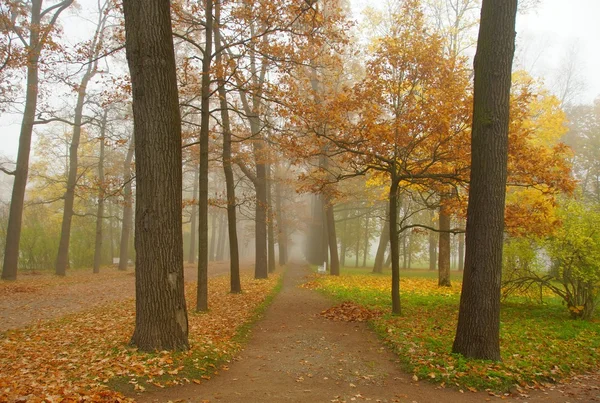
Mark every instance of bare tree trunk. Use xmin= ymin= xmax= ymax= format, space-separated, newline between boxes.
xmin=453 ymin=0 xmax=517 ymax=361
xmin=355 ymin=213 xmax=361 ymax=267
xmin=438 ymin=201 xmax=451 ymax=287
xmin=124 ymin=0 xmax=189 ymax=351
xmin=214 ymin=5 xmax=240 ymax=291
xmin=373 ymin=203 xmax=389 ymax=274
xmin=93 ymin=111 xmax=108 ymax=274
xmin=340 ymin=207 xmax=347 ymax=267
xmin=389 ymin=178 xmax=401 ymax=314
xmin=362 ymin=210 xmax=370 ymax=267
xmin=209 ymin=210 xmax=217 ymax=261
xmin=188 ymin=165 xmax=199 ymax=264
xmin=216 ymin=212 xmax=226 ymax=261
xmin=267 ymin=164 xmax=276 ymax=273
xmin=119 ymin=139 xmax=134 ymax=271
xmin=428 ymin=209 xmax=437 ymax=271
xmin=196 ymin=0 xmax=213 ymax=311
xmin=274 ymin=169 xmax=287 ymax=266
xmin=458 ymin=229 xmax=464 ymax=271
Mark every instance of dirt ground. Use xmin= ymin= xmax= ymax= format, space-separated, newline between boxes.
xmin=133 ymin=263 xmax=600 ymax=403
xmin=1 ymin=261 xmax=599 ymax=402
xmin=0 ymin=261 xmax=251 ymax=332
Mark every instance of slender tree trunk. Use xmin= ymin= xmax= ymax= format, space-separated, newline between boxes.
xmin=274 ymin=170 xmax=287 ymax=266
xmin=389 ymin=178 xmax=401 ymax=314
xmin=267 ymin=164 xmax=276 ymax=273
xmin=324 ymin=193 xmax=340 ymax=275
xmin=56 ymin=67 xmax=96 ymax=276
xmin=188 ymin=165 xmax=199 ymax=264
xmin=355 ymin=213 xmax=361 ymax=267
xmin=216 ymin=212 xmax=226 ymax=261
xmin=108 ymin=200 xmax=115 ymax=261
xmin=93 ymin=111 xmax=108 ymax=274
xmin=340 ymin=207 xmax=347 ymax=267
xmin=428 ymin=209 xmax=437 ymax=271
xmin=401 ymin=233 xmax=407 ymax=270
xmin=458 ymin=230 xmax=465 ymax=271
xmin=362 ymin=210 xmax=370 ymax=267
xmin=373 ymin=203 xmax=389 ymax=274
xmin=453 ymin=0 xmax=517 ymax=361
xmin=196 ymin=0 xmax=213 ymax=311
xmin=214 ymin=5 xmax=240 ymax=291
xmin=407 ymin=231 xmax=413 ymax=269
xmin=438 ymin=201 xmax=451 ymax=287
xmin=124 ymin=0 xmax=189 ymax=351
xmin=2 ymin=2 xmax=42 ymax=281
xmin=119 ymin=139 xmax=134 ymax=271
xmin=209 ymin=210 xmax=217 ymax=261
xmin=254 ymin=143 xmax=268 ymax=279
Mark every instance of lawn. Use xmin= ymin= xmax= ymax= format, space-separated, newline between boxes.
xmin=307 ymin=266 xmax=600 ymax=393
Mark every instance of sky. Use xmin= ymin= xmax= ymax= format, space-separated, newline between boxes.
xmin=1 ymin=0 xmax=599 ymax=161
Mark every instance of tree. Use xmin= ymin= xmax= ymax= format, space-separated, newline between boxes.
xmin=123 ymin=0 xmax=189 ymax=351
xmin=452 ymin=0 xmax=518 ymax=361
xmin=2 ymin=0 xmax=73 ymax=281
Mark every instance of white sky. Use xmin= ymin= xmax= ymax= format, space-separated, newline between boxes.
xmin=1 ymin=0 xmax=599 ymax=160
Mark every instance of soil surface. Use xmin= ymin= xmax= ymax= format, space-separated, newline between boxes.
xmin=0 ymin=261 xmax=251 ymax=332
xmin=133 ymin=262 xmax=600 ymax=403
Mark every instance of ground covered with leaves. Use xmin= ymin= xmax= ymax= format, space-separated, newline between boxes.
xmin=306 ymin=269 xmax=600 ymax=393
xmin=0 ymin=272 xmax=280 ymax=402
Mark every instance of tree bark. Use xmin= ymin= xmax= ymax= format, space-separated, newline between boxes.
xmin=438 ymin=202 xmax=451 ymax=287
xmin=93 ymin=111 xmax=108 ymax=274
xmin=196 ymin=0 xmax=213 ymax=311
xmin=453 ymin=0 xmax=517 ymax=361
xmin=119 ymin=138 xmax=134 ymax=271
xmin=124 ymin=0 xmax=189 ymax=351
xmin=389 ymin=178 xmax=401 ymax=314
xmin=214 ymin=4 xmax=241 ymax=291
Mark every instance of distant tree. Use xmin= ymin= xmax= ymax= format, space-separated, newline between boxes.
xmin=2 ymin=0 xmax=73 ymax=281
xmin=452 ymin=0 xmax=518 ymax=361
xmin=123 ymin=0 xmax=189 ymax=351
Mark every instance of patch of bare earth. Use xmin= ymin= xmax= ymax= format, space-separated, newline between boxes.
xmin=0 ymin=261 xmax=251 ymax=332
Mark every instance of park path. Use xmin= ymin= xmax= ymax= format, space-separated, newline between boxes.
xmin=137 ymin=262 xmax=496 ymax=403
xmin=0 ymin=261 xmax=250 ymax=332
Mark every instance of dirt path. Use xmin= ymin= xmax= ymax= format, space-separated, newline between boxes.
xmin=0 ymin=261 xmax=251 ymax=332
xmin=135 ymin=262 xmax=497 ymax=403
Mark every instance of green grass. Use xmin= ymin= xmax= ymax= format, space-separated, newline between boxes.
xmin=310 ymin=267 xmax=600 ymax=393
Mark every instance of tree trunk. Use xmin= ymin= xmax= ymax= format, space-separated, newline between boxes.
xmin=196 ymin=0 xmax=213 ymax=311
xmin=124 ymin=0 xmax=189 ymax=351
xmin=267 ymin=164 xmax=276 ymax=273
xmin=324 ymin=193 xmax=340 ymax=275
xmin=355 ymin=213 xmax=361 ymax=267
xmin=389 ymin=178 xmax=401 ymax=315
xmin=458 ymin=230 xmax=465 ymax=271
xmin=274 ymin=169 xmax=287 ymax=266
xmin=214 ymin=5 xmax=240 ymax=291
xmin=56 ymin=64 xmax=96 ymax=276
xmin=438 ymin=202 xmax=451 ymax=287
xmin=119 ymin=139 xmax=134 ymax=271
xmin=216 ymin=212 xmax=226 ymax=261
xmin=373 ymin=203 xmax=389 ymax=274
xmin=362 ymin=210 xmax=370 ymax=267
xmin=428 ymin=209 xmax=437 ymax=271
xmin=254 ymin=144 xmax=268 ymax=279
xmin=340 ymin=207 xmax=347 ymax=267
xmin=2 ymin=1 xmax=42 ymax=281
xmin=453 ymin=0 xmax=517 ymax=361
xmin=93 ymin=111 xmax=108 ymax=274
xmin=187 ymin=165 xmax=199 ymax=264
xmin=209 ymin=210 xmax=217 ymax=261
xmin=401 ymin=233 xmax=407 ymax=270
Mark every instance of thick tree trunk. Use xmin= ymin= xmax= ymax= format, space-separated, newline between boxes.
xmin=196 ymin=0 xmax=213 ymax=311
xmin=438 ymin=203 xmax=451 ymax=287
xmin=389 ymin=179 xmax=401 ymax=315
xmin=214 ymin=6 xmax=241 ymax=291
xmin=187 ymin=165 xmax=199 ymax=264
xmin=373 ymin=204 xmax=389 ymax=274
xmin=2 ymin=1 xmax=42 ymax=281
xmin=124 ymin=0 xmax=189 ymax=351
xmin=93 ymin=111 xmax=108 ymax=274
xmin=119 ymin=139 xmax=134 ymax=271
xmin=453 ymin=0 xmax=517 ymax=361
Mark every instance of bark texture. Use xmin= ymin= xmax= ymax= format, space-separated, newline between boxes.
xmin=452 ymin=0 xmax=517 ymax=361
xmin=124 ymin=0 xmax=189 ymax=351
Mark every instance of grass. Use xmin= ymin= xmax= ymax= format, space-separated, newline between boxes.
xmin=308 ymin=266 xmax=600 ymax=393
